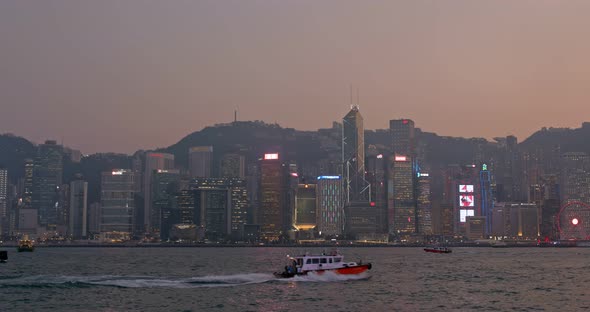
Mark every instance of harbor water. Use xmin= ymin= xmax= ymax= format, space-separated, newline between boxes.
xmin=0 ymin=247 xmax=588 ymax=311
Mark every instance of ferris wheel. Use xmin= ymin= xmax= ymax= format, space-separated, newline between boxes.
xmin=557 ymin=201 xmax=590 ymax=240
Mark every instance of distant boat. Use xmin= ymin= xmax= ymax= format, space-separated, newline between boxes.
xmin=424 ymin=246 xmax=452 ymax=254
xmin=0 ymin=250 xmax=7 ymax=263
xmin=17 ymin=236 xmax=35 ymax=252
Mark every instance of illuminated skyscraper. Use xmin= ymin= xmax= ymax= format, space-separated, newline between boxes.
xmin=189 ymin=146 xmax=213 ymax=178
xmin=416 ymin=173 xmax=432 ymax=235
xmin=316 ymin=176 xmax=344 ymax=236
xmin=342 ymin=106 xmax=369 ymax=202
xmin=69 ymin=179 xmax=88 ymax=239
xmin=0 ymin=168 xmax=7 ymax=237
xmin=191 ymin=178 xmax=248 ymax=241
xmin=143 ymin=152 xmax=174 ymax=234
xmin=294 ymin=183 xmax=316 ymax=232
xmin=23 ymin=159 xmax=34 ymax=208
xmin=100 ymin=169 xmax=136 ymax=241
xmin=258 ymin=153 xmax=284 ymax=241
xmin=560 ymin=152 xmax=590 ymax=205
xmin=389 ymin=119 xmax=417 ymax=236
xmin=32 ymin=140 xmax=63 ymax=230
xmin=390 ymin=155 xmax=415 ymax=235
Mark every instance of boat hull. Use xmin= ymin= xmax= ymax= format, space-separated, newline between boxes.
xmin=274 ymin=263 xmax=372 ymax=279
xmin=17 ymin=247 xmax=34 ymax=252
xmin=424 ymin=248 xmax=451 ymax=254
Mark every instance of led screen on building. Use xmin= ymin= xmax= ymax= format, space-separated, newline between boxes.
xmin=459 ymin=195 xmax=474 ymax=207
xmin=460 ymin=209 xmax=475 ymax=222
xmin=459 ymin=185 xmax=474 ymax=193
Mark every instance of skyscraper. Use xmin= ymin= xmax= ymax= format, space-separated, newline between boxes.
xmin=389 ymin=119 xmax=417 ymax=237
xmin=390 ymin=119 xmax=416 ymax=157
xmin=32 ymin=140 xmax=63 ymax=230
xmin=22 ymin=158 xmax=34 ymax=208
xmin=0 ymin=168 xmax=7 ymax=237
xmin=69 ymin=179 xmax=88 ymax=239
xmin=342 ymin=106 xmax=369 ymax=202
xmin=191 ymin=178 xmax=248 ymax=241
xmin=258 ymin=153 xmax=284 ymax=241
xmin=316 ymin=176 xmax=344 ymax=236
xmin=294 ymin=183 xmax=317 ymax=233
xmin=100 ymin=169 xmax=136 ymax=241
xmin=220 ymin=153 xmax=245 ymax=178
xmin=143 ymin=152 xmax=174 ymax=235
xmin=189 ymin=146 xmax=213 ymax=178
xmin=416 ymin=173 xmax=432 ymax=235
xmin=151 ymin=169 xmax=181 ymax=237
xmin=390 ymin=155 xmax=415 ymax=235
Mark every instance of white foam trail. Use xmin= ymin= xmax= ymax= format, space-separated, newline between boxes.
xmin=0 ymin=273 xmax=277 ymax=288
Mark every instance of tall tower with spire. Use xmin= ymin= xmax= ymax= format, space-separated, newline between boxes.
xmin=342 ymin=105 xmax=369 ymax=202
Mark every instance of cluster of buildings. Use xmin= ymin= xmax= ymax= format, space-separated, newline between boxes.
xmin=2 ymin=112 xmax=590 ymax=244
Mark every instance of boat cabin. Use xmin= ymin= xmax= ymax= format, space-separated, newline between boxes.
xmin=287 ymin=252 xmax=359 ymax=273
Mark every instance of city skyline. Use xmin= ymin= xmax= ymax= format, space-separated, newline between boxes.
xmin=3 ymin=1 xmax=590 ymax=154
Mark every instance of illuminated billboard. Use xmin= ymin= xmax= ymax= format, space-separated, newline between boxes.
xmin=264 ymin=153 xmax=279 ymax=160
xmin=459 ymin=195 xmax=474 ymax=207
xmin=459 ymin=185 xmax=474 ymax=193
xmin=394 ymin=155 xmax=407 ymax=162
xmin=459 ymin=209 xmax=475 ymax=222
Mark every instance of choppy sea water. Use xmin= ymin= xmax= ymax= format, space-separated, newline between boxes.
xmin=1 ymin=247 xmax=589 ymax=311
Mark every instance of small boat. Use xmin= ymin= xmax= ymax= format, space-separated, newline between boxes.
xmin=273 ymin=250 xmax=372 ymax=278
xmin=17 ymin=236 xmax=35 ymax=252
xmin=424 ymin=246 xmax=452 ymax=254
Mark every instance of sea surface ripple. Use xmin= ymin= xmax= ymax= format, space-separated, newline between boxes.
xmin=0 ymin=247 xmax=588 ymax=311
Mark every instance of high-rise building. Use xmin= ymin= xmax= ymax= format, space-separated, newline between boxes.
xmin=390 ymin=119 xmax=416 ymax=157
xmin=220 ymin=153 xmax=245 ymax=178
xmin=366 ymin=150 xmax=388 ymax=233
xmin=342 ymin=106 xmax=369 ymax=202
xmin=0 ymin=168 xmax=7 ymax=237
xmin=258 ymin=153 xmax=284 ymax=241
xmin=191 ymin=178 xmax=248 ymax=241
xmin=294 ymin=184 xmax=316 ymax=232
xmin=32 ymin=140 xmax=63 ymax=230
xmin=389 ymin=119 xmax=417 ymax=237
xmin=69 ymin=180 xmax=88 ymax=239
xmin=151 ymin=169 xmax=181 ymax=237
xmin=143 ymin=152 xmax=174 ymax=235
xmin=189 ymin=146 xmax=213 ymax=178
xmin=560 ymin=152 xmax=590 ymax=205
xmin=100 ymin=169 xmax=136 ymax=241
xmin=492 ymin=202 xmax=539 ymax=239
xmin=22 ymin=158 xmax=34 ymax=208
xmin=390 ymin=155 xmax=415 ymax=235
xmin=416 ymin=173 xmax=432 ymax=235
xmin=161 ymin=189 xmax=195 ymax=240
xmin=316 ymin=176 xmax=344 ymax=236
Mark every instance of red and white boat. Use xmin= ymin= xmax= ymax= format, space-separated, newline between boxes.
xmin=274 ymin=250 xmax=372 ymax=278
xmin=424 ymin=246 xmax=452 ymax=254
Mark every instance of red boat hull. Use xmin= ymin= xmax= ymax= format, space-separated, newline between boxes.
xmin=274 ymin=263 xmax=372 ymax=278
xmin=424 ymin=248 xmax=452 ymax=254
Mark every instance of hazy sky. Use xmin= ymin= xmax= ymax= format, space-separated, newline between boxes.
xmin=2 ymin=1 xmax=590 ymax=154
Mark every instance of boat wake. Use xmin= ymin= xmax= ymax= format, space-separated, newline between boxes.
xmin=282 ymin=270 xmax=371 ymax=283
xmin=0 ymin=273 xmax=275 ymax=289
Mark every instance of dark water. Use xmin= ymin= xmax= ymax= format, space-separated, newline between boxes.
xmin=1 ymin=247 xmax=589 ymax=311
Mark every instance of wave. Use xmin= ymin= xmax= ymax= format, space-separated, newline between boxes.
xmin=0 ymin=273 xmax=275 ymax=289
xmin=0 ymin=271 xmax=370 ymax=289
